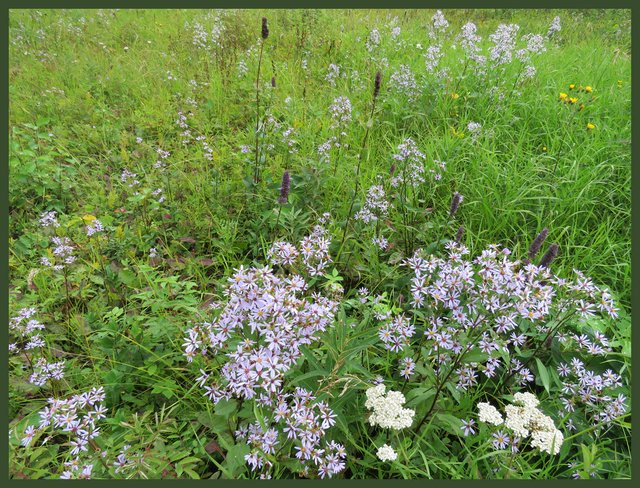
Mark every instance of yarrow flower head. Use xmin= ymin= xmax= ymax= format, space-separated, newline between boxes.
xmin=376 ymin=444 xmax=397 ymax=462
xmin=365 ymin=384 xmax=415 ymax=430
xmin=478 ymin=402 xmax=504 ymax=425
xmin=480 ymin=393 xmax=564 ymax=455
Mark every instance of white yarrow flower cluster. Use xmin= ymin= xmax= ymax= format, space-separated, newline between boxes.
xmin=365 ymin=384 xmax=415 ymax=430
xmin=376 ymin=444 xmax=398 ymax=462
xmin=477 ymin=402 xmax=504 ymax=425
xmin=480 ymin=392 xmax=564 ymax=455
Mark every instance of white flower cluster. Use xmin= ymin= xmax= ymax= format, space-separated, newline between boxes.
xmin=480 ymin=392 xmax=564 ymax=455
xmin=376 ymin=444 xmax=398 ymax=462
xmin=477 ymin=402 xmax=503 ymax=425
xmin=365 ymin=384 xmax=415 ymax=430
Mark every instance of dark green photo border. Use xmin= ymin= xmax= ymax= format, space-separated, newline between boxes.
xmin=1 ymin=1 xmax=636 ymax=484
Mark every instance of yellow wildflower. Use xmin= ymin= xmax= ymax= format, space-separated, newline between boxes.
xmin=586 ymin=123 xmax=595 ymax=130
xmin=585 ymin=86 xmax=593 ymax=93
xmin=451 ymin=93 xmax=460 ymax=100
xmin=559 ymin=92 xmax=568 ymax=100
xmin=568 ymin=97 xmax=578 ymax=104
xmin=569 ymin=84 xmax=575 ymax=90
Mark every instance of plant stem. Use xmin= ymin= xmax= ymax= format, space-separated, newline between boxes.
xmin=336 ymin=98 xmax=377 ymax=264
xmin=254 ymin=41 xmax=265 ymax=184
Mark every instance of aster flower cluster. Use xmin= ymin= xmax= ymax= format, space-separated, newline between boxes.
xmin=281 ymin=126 xmax=298 ymax=154
xmin=186 ymin=12 xmax=226 ymax=52
xmin=365 ymin=384 xmax=415 ymax=430
xmin=120 ymin=150 xmax=167 ymax=204
xmin=325 ymin=63 xmax=342 ymax=87
xmin=458 ymin=21 xmax=481 ymax=55
xmin=184 ymin=230 xmax=340 ymax=406
xmin=318 ymin=96 xmax=352 ymax=163
xmin=9 ymin=306 xmax=62 ymax=388
xmin=378 ymin=314 xmax=416 ymax=352
xmin=113 ymin=444 xmax=145 ymax=475
xmin=389 ymin=138 xmax=426 ymax=188
xmin=556 ymin=358 xmax=626 ymax=432
xmin=235 ymin=388 xmax=346 ymax=478
xmin=478 ymin=392 xmax=564 ymax=455
xmin=120 ymin=168 xmax=140 ymax=188
xmin=40 ymin=210 xmax=60 ymax=228
xmin=547 ymin=16 xmax=561 ymax=39
xmin=388 ymin=64 xmax=420 ymax=101
xmin=9 ymin=307 xmax=46 ymax=355
xmin=329 ymin=96 xmax=352 ymax=130
xmin=424 ymin=45 xmax=444 ymax=74
xmin=489 ymin=24 xmax=520 ymax=67
xmin=85 ymin=219 xmax=104 ymax=236
xmin=29 ymin=357 xmax=66 ymax=386
xmin=40 ymin=236 xmax=76 ymax=271
xmin=269 ymin=224 xmax=332 ymax=276
xmin=372 ymin=235 xmax=389 ymax=251
xmin=450 ymin=18 xmax=556 ymax=87
xmin=429 ymin=10 xmax=449 ymax=39
xmin=398 ymin=357 xmax=416 ymax=379
xmin=20 ymin=387 xmax=107 ymax=479
xmin=355 ymin=184 xmax=390 ymax=224
xmin=466 ymin=121 xmax=482 ymax=142
xmin=404 ymin=240 xmax=620 ymax=392
xmin=365 ymin=28 xmax=381 ymax=53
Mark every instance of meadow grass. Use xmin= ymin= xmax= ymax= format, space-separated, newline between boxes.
xmin=8 ymin=9 xmax=631 ymax=479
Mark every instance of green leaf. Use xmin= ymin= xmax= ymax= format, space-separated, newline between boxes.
xmin=434 ymin=413 xmax=463 ymax=436
xmin=223 ymin=443 xmax=250 ymax=478
xmin=214 ymin=399 xmax=238 ymax=418
xmin=535 ymin=358 xmax=551 ymax=394
xmin=89 ymin=274 xmax=105 ymax=285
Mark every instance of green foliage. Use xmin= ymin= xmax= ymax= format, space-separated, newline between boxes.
xmin=8 ymin=8 xmax=630 ymax=480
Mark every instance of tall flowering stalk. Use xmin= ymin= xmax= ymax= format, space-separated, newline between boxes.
xmin=274 ymin=170 xmax=290 ymax=231
xmin=337 ymin=70 xmax=381 ymax=262
xmin=254 ymin=16 xmax=269 ymax=183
